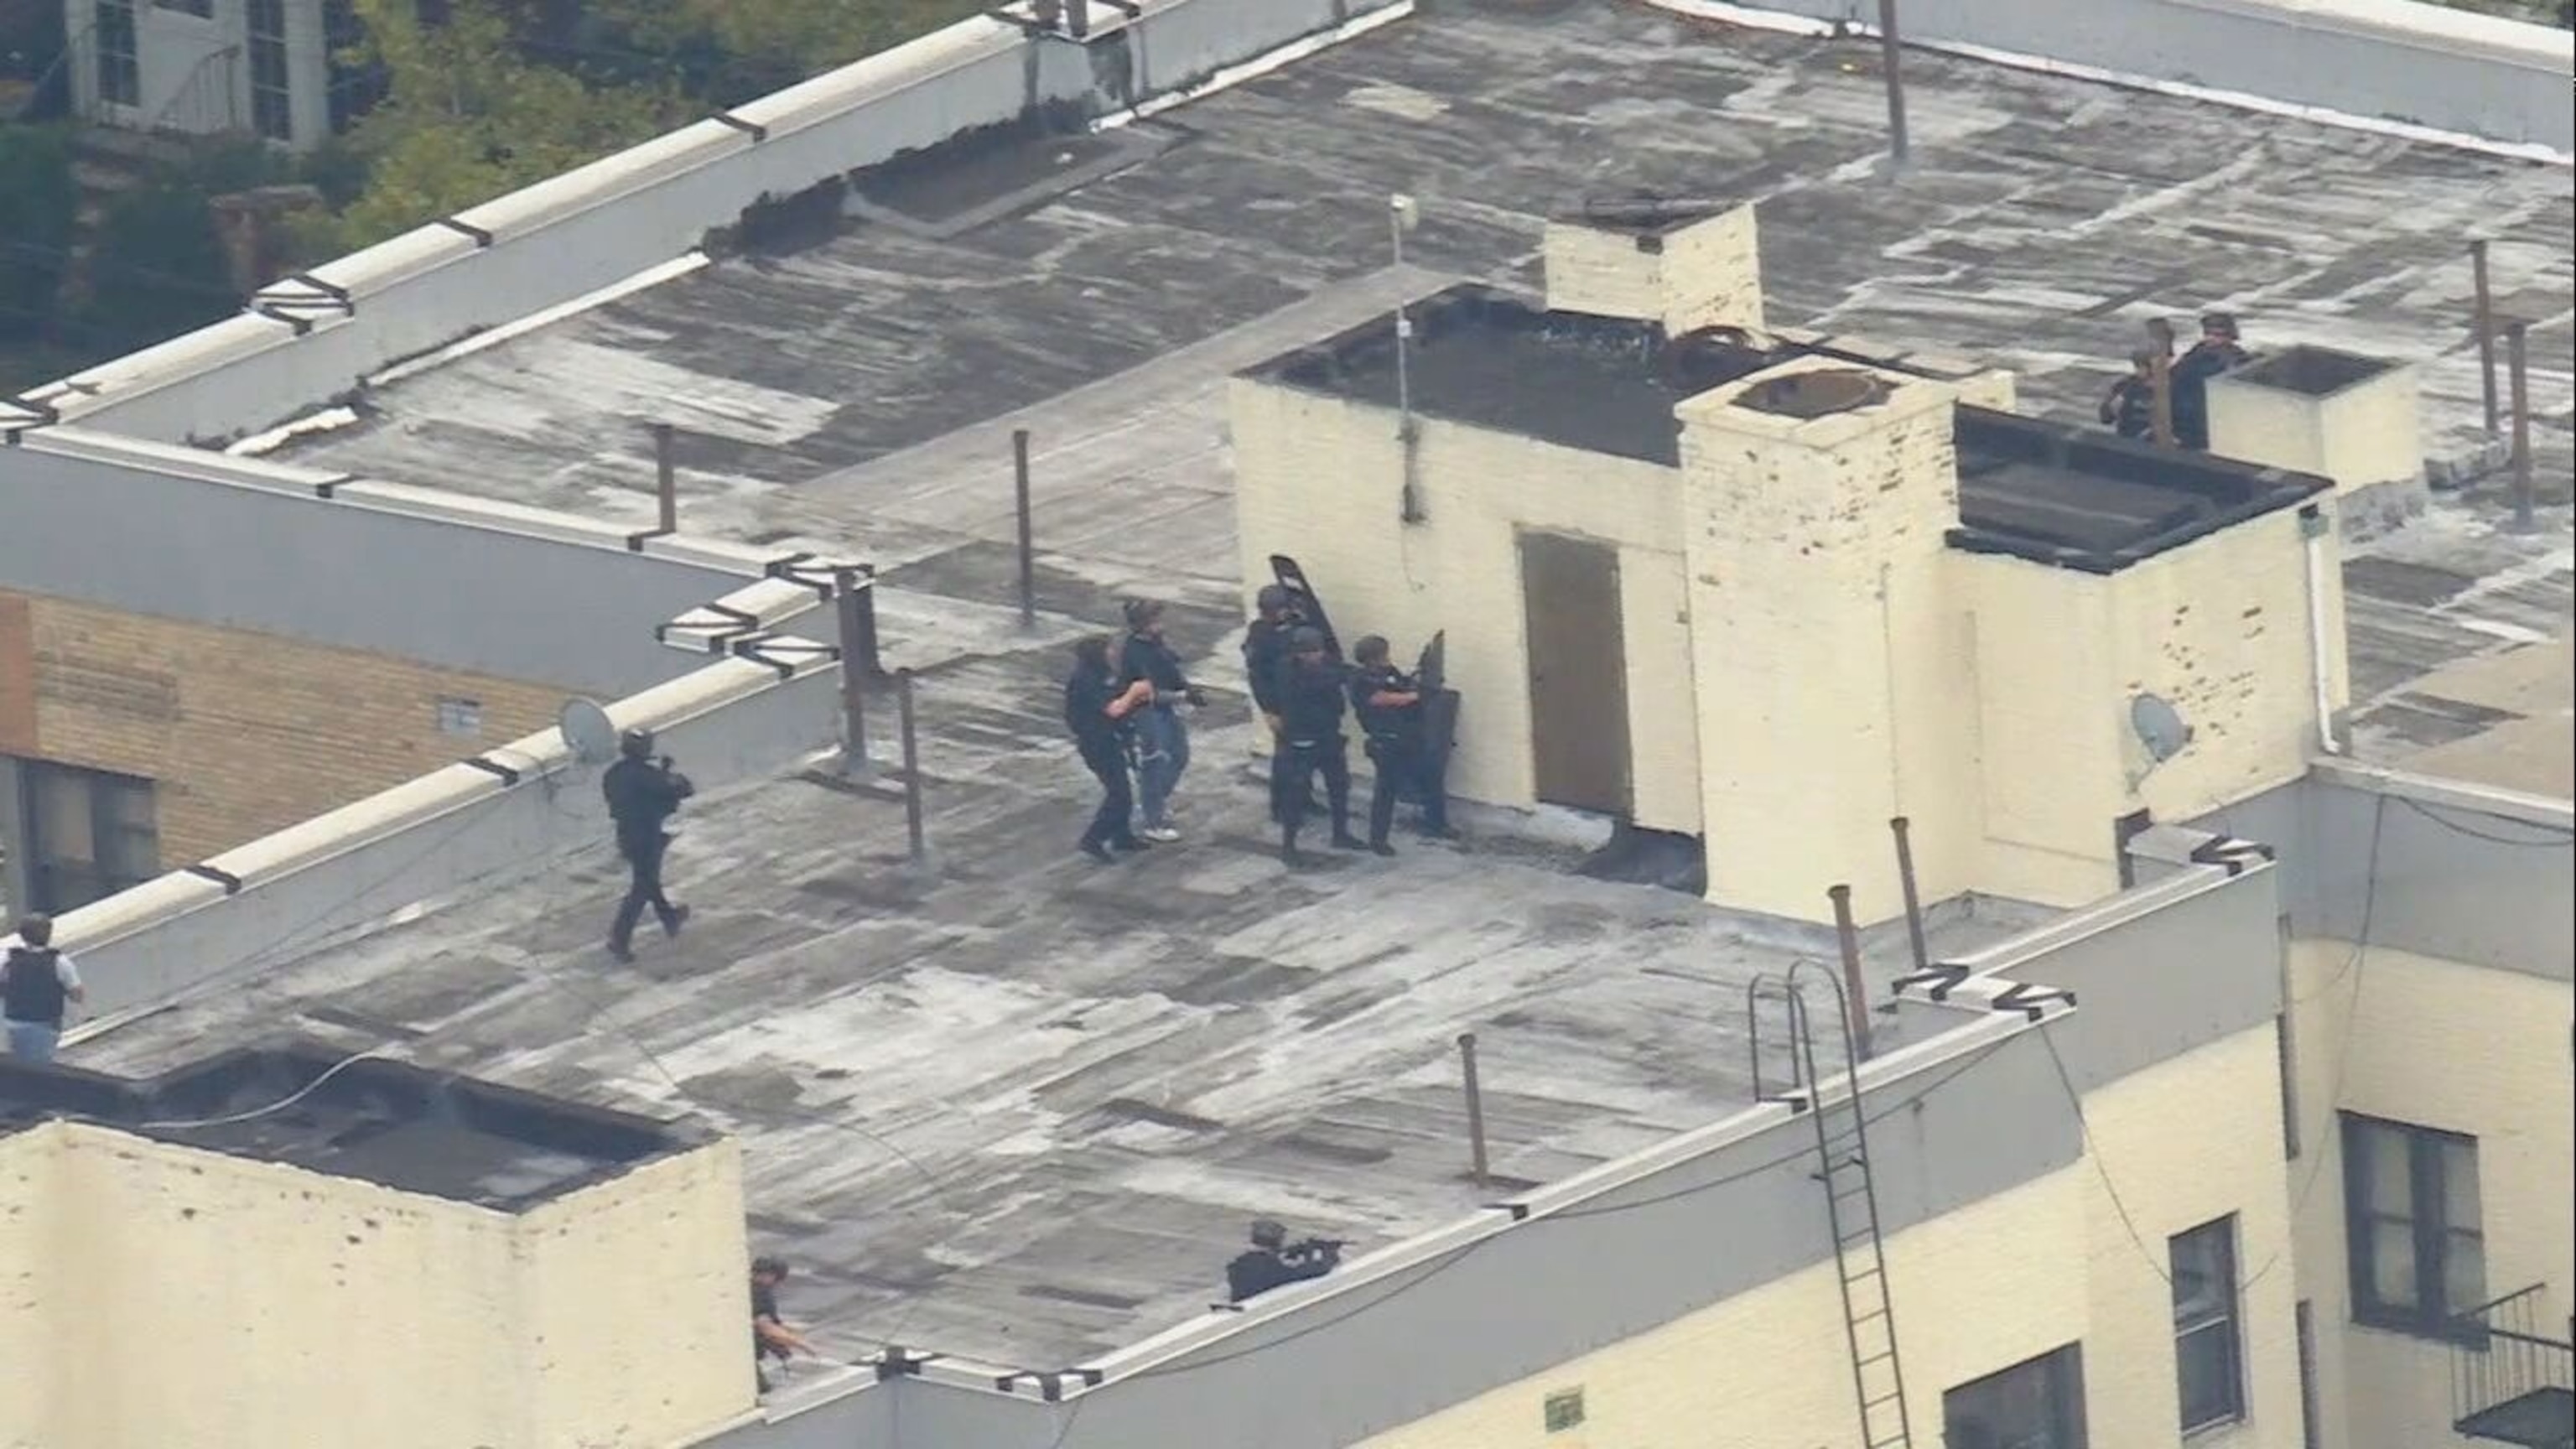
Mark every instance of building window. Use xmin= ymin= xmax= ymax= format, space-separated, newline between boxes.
xmin=153 ymin=0 xmax=216 ymax=16
xmin=21 ymin=761 xmax=159 ymax=913
xmin=247 ymin=0 xmax=291 ymax=141
xmin=435 ymin=697 xmax=483 ymax=737
xmin=95 ymin=1 xmax=140 ymax=107
xmin=2342 ymin=1114 xmax=2485 ymax=1337
xmin=1541 ymin=1388 xmax=1585 ymax=1433
xmin=2171 ymin=1217 xmax=2245 ymax=1432
xmin=1945 ymin=1345 xmax=2089 ymax=1449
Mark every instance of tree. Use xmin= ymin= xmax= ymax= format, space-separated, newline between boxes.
xmin=589 ymin=0 xmax=988 ymax=106
xmin=80 ymin=183 xmax=237 ymax=352
xmin=0 ymin=123 xmax=78 ymax=341
xmin=319 ymin=0 xmax=682 ymax=249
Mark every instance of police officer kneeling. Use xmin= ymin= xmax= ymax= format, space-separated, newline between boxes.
xmin=1225 ymin=1218 xmax=1345 ymax=1304
xmin=1348 ymin=636 xmax=1452 ymax=854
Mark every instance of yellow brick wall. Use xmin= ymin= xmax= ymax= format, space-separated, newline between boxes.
xmin=0 ymin=1121 xmax=751 ymax=1449
xmin=2287 ymin=940 xmax=2575 ymax=1449
xmin=1539 ymin=205 xmax=1764 ymax=335
xmin=1675 ymin=364 xmax=1975 ymax=922
xmin=1355 ymin=1021 xmax=2309 ymax=1449
xmin=1 ymin=589 xmax=569 ymax=869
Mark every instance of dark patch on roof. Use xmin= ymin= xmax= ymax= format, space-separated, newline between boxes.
xmin=0 ymin=1041 xmax=696 ymax=1209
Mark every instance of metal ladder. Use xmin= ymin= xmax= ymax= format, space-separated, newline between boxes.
xmin=1746 ymin=963 xmax=1917 ymax=1449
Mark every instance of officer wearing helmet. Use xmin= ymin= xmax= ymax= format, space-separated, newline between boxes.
xmin=1241 ymin=584 xmax=1304 ymax=735
xmin=1268 ymin=626 xmax=1363 ymax=865
xmin=1225 ymin=1218 xmax=1345 ymax=1303
xmin=603 ymin=727 xmax=694 ymax=962
xmin=2169 ymin=311 xmax=2251 ymax=451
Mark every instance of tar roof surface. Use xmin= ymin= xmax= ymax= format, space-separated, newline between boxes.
xmin=78 ymin=617 xmax=2053 ymax=1363
xmin=258 ymin=1 xmax=2573 ymax=761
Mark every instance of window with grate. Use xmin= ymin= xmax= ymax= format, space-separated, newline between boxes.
xmin=18 ymin=760 xmax=158 ymax=913
xmin=95 ymin=1 xmax=140 ymax=107
xmin=1541 ymin=1388 xmax=1585 ymax=1433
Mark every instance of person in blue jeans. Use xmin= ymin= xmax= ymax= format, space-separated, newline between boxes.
xmin=1119 ymin=598 xmax=1204 ymax=842
xmin=3 ymin=914 xmax=86 ymax=1066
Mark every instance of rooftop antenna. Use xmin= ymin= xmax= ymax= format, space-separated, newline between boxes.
xmin=1390 ymin=193 xmax=1426 ymax=524
xmin=558 ymin=697 xmax=619 ymax=766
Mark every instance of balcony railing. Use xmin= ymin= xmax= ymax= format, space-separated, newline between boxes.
xmin=2452 ymin=1285 xmax=2575 ymax=1449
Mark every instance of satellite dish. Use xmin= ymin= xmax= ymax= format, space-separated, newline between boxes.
xmin=558 ymin=698 xmax=619 ymax=765
xmin=2130 ymin=693 xmax=2192 ymax=764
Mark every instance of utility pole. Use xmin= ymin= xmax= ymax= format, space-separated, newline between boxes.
xmin=2470 ymin=238 xmax=2500 ymax=436
xmin=2506 ymin=319 xmax=2535 ymax=534
xmin=1877 ymin=0 xmax=1910 ymax=166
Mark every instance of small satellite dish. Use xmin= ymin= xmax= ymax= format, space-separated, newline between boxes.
xmin=558 ymin=698 xmax=619 ymax=765
xmin=2130 ymin=693 xmax=2192 ymax=764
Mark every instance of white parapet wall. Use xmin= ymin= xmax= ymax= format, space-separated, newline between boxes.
xmin=1661 ymin=0 xmax=2573 ymax=155
xmin=20 ymin=0 xmax=1410 ymax=446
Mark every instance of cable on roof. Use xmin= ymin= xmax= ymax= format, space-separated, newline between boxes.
xmin=132 ymin=1048 xmax=402 ymax=1131
xmin=2393 ymin=793 xmax=2571 ymax=849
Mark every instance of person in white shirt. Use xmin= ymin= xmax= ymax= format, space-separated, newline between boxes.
xmin=3 ymin=915 xmax=86 ymax=1066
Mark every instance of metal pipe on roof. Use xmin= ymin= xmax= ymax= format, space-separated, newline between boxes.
xmin=835 ymin=566 xmax=871 ymax=779
xmin=2506 ymin=319 xmax=2536 ymax=534
xmin=1827 ymin=886 xmax=1875 ymax=1061
xmin=1013 ymin=428 xmax=1038 ymax=629
xmin=897 ymin=668 xmax=929 ymax=868
xmin=652 ymin=422 xmax=678 ymax=535
xmin=1877 ymin=0 xmax=1910 ymax=166
xmin=2146 ymin=318 xmax=2176 ymax=449
xmin=2471 ymin=239 xmax=2500 ymax=436
xmin=1888 ymin=818 xmax=1929 ymax=974
xmin=1458 ymin=1032 xmax=1490 ymax=1192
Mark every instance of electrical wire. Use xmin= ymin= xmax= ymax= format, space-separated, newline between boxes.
xmin=2392 ymin=794 xmax=2572 ymax=849
xmin=132 ymin=1047 xmax=402 ymax=1130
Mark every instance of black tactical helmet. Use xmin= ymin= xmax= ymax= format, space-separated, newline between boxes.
xmin=1289 ymin=626 xmax=1326 ymax=653
xmin=1256 ymin=584 xmax=1294 ymax=613
xmin=620 ymin=727 xmax=655 ymax=759
xmin=1249 ymin=1219 xmax=1287 ymax=1249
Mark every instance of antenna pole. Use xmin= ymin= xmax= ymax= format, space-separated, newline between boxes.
xmin=834 ymin=566 xmax=871 ymax=778
xmin=1392 ymin=195 xmax=1425 ymax=524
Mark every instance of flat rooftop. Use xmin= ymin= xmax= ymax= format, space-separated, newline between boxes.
xmin=244 ymin=2 xmax=2570 ymax=764
xmin=1252 ymin=283 xmax=2330 ymax=570
xmin=66 ymin=0 xmax=2569 ymax=1374
xmin=0 ymin=1045 xmax=687 ymax=1208
xmin=75 ymin=624 xmax=2054 ymax=1365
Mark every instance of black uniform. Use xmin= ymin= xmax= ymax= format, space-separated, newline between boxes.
xmin=2098 ymin=376 xmax=2156 ymax=440
xmin=1224 ymin=1241 xmax=1341 ymax=1304
xmin=1241 ymin=618 xmax=1293 ymax=718
xmin=2169 ymin=340 xmax=2249 ymax=450
xmin=1064 ymin=661 xmax=1139 ymax=854
xmin=1269 ymin=653 xmax=1354 ymax=846
xmin=604 ymin=755 xmax=693 ymax=955
xmin=1350 ymin=663 xmax=1451 ymax=846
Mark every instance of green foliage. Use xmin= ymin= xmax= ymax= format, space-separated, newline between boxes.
xmin=80 ymin=183 xmax=236 ymax=352
xmin=588 ymin=0 xmax=989 ymax=106
xmin=314 ymin=0 xmax=683 ymax=250
xmin=0 ymin=123 xmax=79 ymax=342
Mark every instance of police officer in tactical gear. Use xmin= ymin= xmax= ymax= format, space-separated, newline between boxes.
xmin=1225 ymin=1218 xmax=1345 ymax=1304
xmin=604 ymin=727 xmax=694 ymax=963
xmin=2096 ymin=350 xmax=2159 ymax=441
xmin=1268 ymin=627 xmax=1363 ymax=865
xmin=1065 ymin=634 xmax=1156 ymax=863
xmin=2169 ymin=312 xmax=2251 ymax=451
xmin=1348 ymin=636 xmax=1452 ymax=854
xmin=1244 ymin=584 xmax=1323 ymax=820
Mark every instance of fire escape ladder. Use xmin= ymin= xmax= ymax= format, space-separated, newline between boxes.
xmin=1749 ymin=965 xmax=1917 ymax=1449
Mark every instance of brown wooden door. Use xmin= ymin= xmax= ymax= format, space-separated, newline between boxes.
xmin=1519 ymin=531 xmax=1632 ymax=815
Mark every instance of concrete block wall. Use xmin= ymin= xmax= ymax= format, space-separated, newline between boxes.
xmin=1675 ymin=361 xmax=1972 ymax=923
xmin=1958 ymin=550 xmax=2129 ymax=905
xmin=2208 ymin=352 xmax=2427 ymax=532
xmin=2287 ymin=939 xmax=2576 ymax=1449
xmin=1229 ymin=377 xmax=1706 ymax=836
xmin=1539 ymin=205 xmax=1765 ymax=335
xmin=32 ymin=0 xmax=1409 ymax=444
xmin=1 ymin=1122 xmax=751 ymax=1449
xmin=0 ymin=588 xmax=568 ymax=870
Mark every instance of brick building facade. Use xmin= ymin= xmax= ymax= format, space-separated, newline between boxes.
xmin=0 ymin=589 xmax=566 ymax=915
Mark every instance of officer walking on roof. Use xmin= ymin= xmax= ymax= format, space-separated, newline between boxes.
xmin=2169 ymin=312 xmax=2251 ymax=452
xmin=1225 ymin=1218 xmax=1344 ymax=1304
xmin=1243 ymin=584 xmax=1320 ymax=821
xmin=1348 ymin=636 xmax=1452 ymax=854
xmin=604 ymin=728 xmax=693 ymax=963
xmin=1269 ymin=627 xmax=1363 ymax=865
